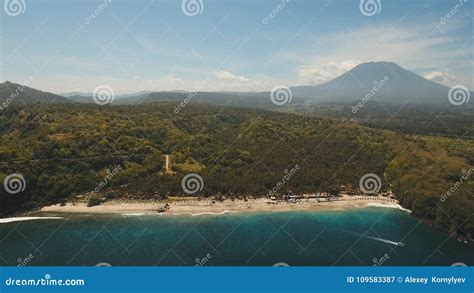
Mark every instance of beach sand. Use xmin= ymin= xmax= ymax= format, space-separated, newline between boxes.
xmin=40 ymin=195 xmax=409 ymax=216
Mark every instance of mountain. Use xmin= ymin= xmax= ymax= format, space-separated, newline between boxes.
xmin=115 ymin=62 xmax=472 ymax=106
xmin=65 ymin=91 xmax=154 ymax=103
xmin=3 ymin=62 xmax=471 ymax=108
xmin=60 ymin=91 xmax=91 ymax=98
xmin=290 ymin=61 xmax=466 ymax=104
xmin=0 ymin=81 xmax=71 ymax=106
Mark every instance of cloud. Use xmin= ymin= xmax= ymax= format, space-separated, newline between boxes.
xmin=213 ymin=70 xmax=250 ymax=83
xmin=424 ymin=71 xmax=456 ymax=83
xmin=4 ymin=16 xmax=471 ymax=93
xmin=298 ymin=60 xmax=358 ymax=85
xmin=289 ymin=23 xmax=471 ymax=87
xmin=6 ymin=72 xmax=278 ymax=94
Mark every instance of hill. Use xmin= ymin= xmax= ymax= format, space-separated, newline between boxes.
xmin=0 ymin=81 xmax=71 ymax=107
xmin=0 ymin=102 xmax=472 ymax=237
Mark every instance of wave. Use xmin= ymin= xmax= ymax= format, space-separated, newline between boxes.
xmin=121 ymin=213 xmax=146 ymax=216
xmin=352 ymin=232 xmax=405 ymax=246
xmin=365 ymin=202 xmax=412 ymax=213
xmin=0 ymin=216 xmax=63 ymax=224
xmin=175 ymin=210 xmax=236 ymax=216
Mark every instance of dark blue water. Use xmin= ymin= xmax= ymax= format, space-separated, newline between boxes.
xmin=0 ymin=208 xmax=472 ymax=266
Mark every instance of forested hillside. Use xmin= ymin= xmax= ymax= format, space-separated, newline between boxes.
xmin=0 ymin=103 xmax=472 ymax=237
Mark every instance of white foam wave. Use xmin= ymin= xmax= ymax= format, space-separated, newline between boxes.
xmin=121 ymin=213 xmax=146 ymax=216
xmin=175 ymin=210 xmax=235 ymax=216
xmin=366 ymin=202 xmax=412 ymax=213
xmin=352 ymin=232 xmax=404 ymax=246
xmin=0 ymin=217 xmax=63 ymax=224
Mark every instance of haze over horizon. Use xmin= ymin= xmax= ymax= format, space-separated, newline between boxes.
xmin=1 ymin=0 xmax=473 ymax=95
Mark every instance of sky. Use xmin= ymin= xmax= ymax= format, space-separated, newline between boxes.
xmin=0 ymin=0 xmax=473 ymax=94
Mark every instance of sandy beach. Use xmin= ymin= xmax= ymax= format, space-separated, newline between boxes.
xmin=40 ymin=195 xmax=409 ymax=216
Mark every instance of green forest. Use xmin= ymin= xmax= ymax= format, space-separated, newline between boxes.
xmin=0 ymin=102 xmax=473 ymax=237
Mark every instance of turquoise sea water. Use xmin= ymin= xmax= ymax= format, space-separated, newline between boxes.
xmin=0 ymin=208 xmax=472 ymax=266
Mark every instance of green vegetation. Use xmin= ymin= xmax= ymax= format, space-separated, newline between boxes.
xmin=0 ymin=102 xmax=472 ymax=237
xmin=281 ymin=103 xmax=474 ymax=138
xmin=87 ymin=197 xmax=101 ymax=207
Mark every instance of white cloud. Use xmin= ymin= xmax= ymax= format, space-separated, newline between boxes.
xmin=5 ymin=72 xmax=279 ymax=95
xmin=213 ymin=70 xmax=250 ymax=83
xmin=298 ymin=60 xmax=358 ymax=85
xmin=289 ymin=23 xmax=472 ymax=87
xmin=4 ymin=19 xmax=471 ymax=93
xmin=424 ymin=71 xmax=456 ymax=83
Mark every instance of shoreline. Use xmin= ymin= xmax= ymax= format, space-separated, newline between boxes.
xmin=39 ymin=195 xmax=410 ymax=216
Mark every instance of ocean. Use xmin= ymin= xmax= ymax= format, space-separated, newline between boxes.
xmin=0 ymin=207 xmax=472 ymax=266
